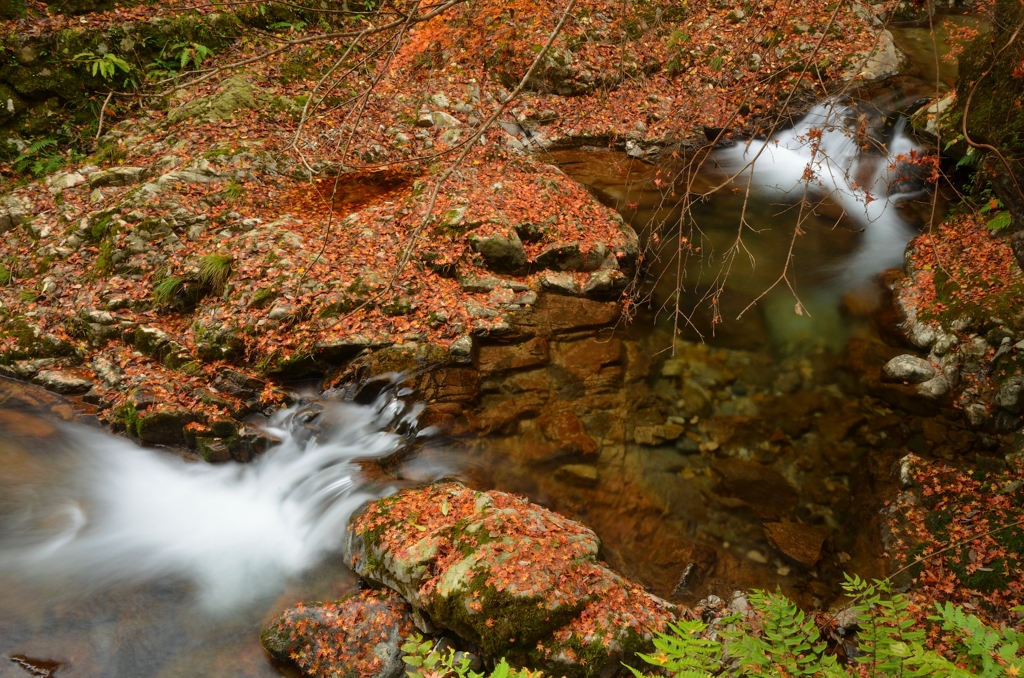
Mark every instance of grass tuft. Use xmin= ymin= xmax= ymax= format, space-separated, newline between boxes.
xmin=197 ymin=254 xmax=233 ymax=289
xmin=153 ymin=276 xmax=185 ymax=306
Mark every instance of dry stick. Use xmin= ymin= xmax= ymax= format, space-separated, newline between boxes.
xmin=94 ymin=90 xmax=115 ymax=142
xmin=287 ymin=30 xmax=370 ymax=152
xmin=181 ymin=0 xmax=396 ymax=15
xmin=150 ymin=0 xmax=469 ymax=93
xmin=290 ymin=37 xmax=397 ymax=175
xmin=328 ymin=0 xmax=580 ymax=330
xmin=296 ymin=5 xmax=420 ymax=290
xmin=924 ymin=8 xmax=959 ymax=285
xmin=960 ymin=0 xmax=1024 ymax=206
xmin=653 ymin=0 xmax=855 ymax=334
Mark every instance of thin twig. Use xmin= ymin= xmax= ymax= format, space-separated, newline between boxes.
xmin=95 ymin=90 xmax=115 ymax=142
xmin=327 ymin=0 xmax=580 ymax=330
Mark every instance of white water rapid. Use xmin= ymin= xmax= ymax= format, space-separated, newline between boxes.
xmin=0 ymin=392 xmax=443 ymax=612
xmin=713 ymin=101 xmax=924 ymax=288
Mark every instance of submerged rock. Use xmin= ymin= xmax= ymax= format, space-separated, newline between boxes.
xmin=346 ymin=482 xmax=675 ymax=678
xmin=763 ymin=521 xmax=827 ymax=567
xmin=261 ymin=589 xmax=415 ymax=678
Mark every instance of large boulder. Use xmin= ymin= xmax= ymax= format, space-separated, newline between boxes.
xmin=346 ymin=482 xmax=675 ymax=678
xmin=261 ymin=589 xmax=415 ymax=678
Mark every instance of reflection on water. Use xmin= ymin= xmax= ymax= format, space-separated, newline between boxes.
xmin=890 ymin=13 xmax=989 ymax=91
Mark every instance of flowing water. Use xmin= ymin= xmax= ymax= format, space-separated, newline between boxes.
xmin=0 ymin=21 xmax=987 ymax=678
xmin=0 ymin=385 xmax=453 ymax=677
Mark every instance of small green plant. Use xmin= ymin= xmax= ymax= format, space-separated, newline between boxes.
xmin=153 ymin=276 xmax=186 ymax=307
xmin=627 ymin=575 xmax=1024 ymax=678
xmin=73 ymin=51 xmax=131 ymax=81
xmin=146 ymin=41 xmax=213 ymax=79
xmin=197 ymin=254 xmax=232 ymax=289
xmin=269 ymin=19 xmax=308 ymax=32
xmin=980 ymin=198 xmax=1013 ymax=232
xmin=401 ymin=634 xmax=540 ymax=678
xmin=170 ymin=41 xmax=213 ymax=70
xmin=222 ymin=181 xmax=246 ymax=201
xmin=10 ymin=138 xmax=63 ymax=177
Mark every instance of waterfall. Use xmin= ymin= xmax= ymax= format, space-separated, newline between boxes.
xmin=713 ymin=101 xmax=924 ymax=288
xmin=0 ymin=391 xmax=445 ymax=611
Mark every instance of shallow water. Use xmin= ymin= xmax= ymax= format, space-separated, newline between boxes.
xmin=462 ymin=83 xmax=951 ymax=607
xmin=889 ymin=13 xmax=990 ymax=92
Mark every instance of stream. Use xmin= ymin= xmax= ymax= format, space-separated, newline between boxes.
xmin=0 ymin=14 xmax=989 ymax=678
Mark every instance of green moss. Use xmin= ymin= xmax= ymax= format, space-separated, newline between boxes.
xmin=0 ymin=0 xmax=24 ymax=19
xmin=0 ymin=315 xmax=77 ymax=364
xmin=250 ymin=286 xmax=277 ymax=309
xmin=425 ymin=569 xmax=583 ymax=660
xmin=956 ymin=0 xmax=1024 ymax=157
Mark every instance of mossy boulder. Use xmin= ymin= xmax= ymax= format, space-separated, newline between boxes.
xmin=346 ymin=483 xmax=675 ymax=678
xmin=119 ymin=402 xmax=196 ymax=445
xmin=167 ymin=76 xmax=256 ymax=125
xmin=261 ymin=589 xmax=415 ymax=678
xmin=0 ymin=315 xmax=79 ymax=365
xmin=468 ymin=230 xmax=528 ymax=274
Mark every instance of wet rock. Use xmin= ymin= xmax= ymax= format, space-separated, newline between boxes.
xmin=468 ymin=230 xmax=527 ymax=273
xmin=211 ymin=369 xmax=266 ymax=402
xmin=534 ymin=242 xmax=605 ymax=272
xmin=347 ymin=483 xmax=675 ymax=678
xmin=130 ymin=407 xmax=196 ymax=445
xmin=676 ymin=382 xmax=712 ymax=418
xmin=448 ymin=335 xmax=473 ymax=360
xmin=510 ymin=294 xmax=620 ymax=336
xmin=476 ymin=337 xmax=548 ymax=374
xmin=31 ymin=370 xmax=93 ymax=395
xmin=996 ymin=376 xmax=1024 ymax=414
xmin=711 ymin=458 xmax=798 ymax=517
xmin=554 ymin=463 xmax=599 ymax=487
xmin=88 ymin=166 xmax=148 ymax=188
xmin=539 ymin=271 xmax=581 ymax=295
xmin=537 ymin=405 xmax=597 ymax=455
xmin=261 ymin=589 xmax=415 ymax=678
xmin=0 ymin=358 xmax=57 ymax=379
xmin=634 ymin=423 xmax=685 ymax=446
xmin=196 ymin=436 xmax=232 ymax=463
xmin=964 ymin=402 xmax=992 ymax=428
xmin=764 ymin=521 xmax=827 ymax=567
xmin=882 ymin=355 xmax=936 ymax=384
xmin=916 ymin=374 xmax=950 ymax=398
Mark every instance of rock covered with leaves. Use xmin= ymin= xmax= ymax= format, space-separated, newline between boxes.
xmin=347 ymin=482 xmax=676 ymax=678
xmin=260 ymin=588 xmax=416 ymax=678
